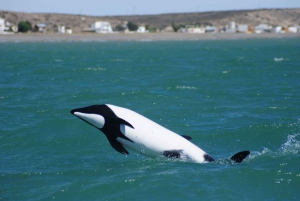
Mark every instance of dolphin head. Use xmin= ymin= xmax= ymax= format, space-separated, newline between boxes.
xmin=71 ymin=104 xmax=113 ymax=129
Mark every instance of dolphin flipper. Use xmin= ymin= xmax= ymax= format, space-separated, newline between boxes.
xmin=107 ymin=137 xmax=129 ymax=155
xmin=230 ymin=151 xmax=250 ymax=163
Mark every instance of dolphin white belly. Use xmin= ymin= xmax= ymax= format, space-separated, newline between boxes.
xmin=108 ymin=104 xmax=207 ymax=162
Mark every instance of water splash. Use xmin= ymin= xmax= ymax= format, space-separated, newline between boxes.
xmin=249 ymin=134 xmax=300 ymax=160
xmin=279 ymin=134 xmax=300 ymax=155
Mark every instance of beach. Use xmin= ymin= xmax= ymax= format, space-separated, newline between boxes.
xmin=1 ymin=32 xmax=299 ymax=42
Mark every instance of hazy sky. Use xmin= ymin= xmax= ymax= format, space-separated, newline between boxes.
xmin=1 ymin=0 xmax=300 ymax=16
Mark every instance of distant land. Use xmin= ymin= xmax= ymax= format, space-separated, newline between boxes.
xmin=1 ymin=8 xmax=300 ymax=33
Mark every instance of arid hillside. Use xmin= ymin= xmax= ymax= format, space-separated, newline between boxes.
xmin=1 ymin=8 xmax=299 ymax=33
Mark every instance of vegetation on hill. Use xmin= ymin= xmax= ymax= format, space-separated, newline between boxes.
xmin=17 ymin=21 xmax=32 ymax=32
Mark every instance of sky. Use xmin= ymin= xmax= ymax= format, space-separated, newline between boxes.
xmin=1 ymin=0 xmax=300 ymax=16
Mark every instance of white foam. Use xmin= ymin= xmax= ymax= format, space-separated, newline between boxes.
xmin=274 ymin=58 xmax=283 ymax=61
xmin=280 ymin=134 xmax=300 ymax=154
xmin=176 ymin=86 xmax=197 ymax=90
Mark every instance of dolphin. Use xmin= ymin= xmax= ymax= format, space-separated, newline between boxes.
xmin=71 ymin=104 xmax=250 ymax=163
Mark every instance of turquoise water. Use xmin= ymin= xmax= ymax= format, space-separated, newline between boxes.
xmin=1 ymin=39 xmax=300 ymax=200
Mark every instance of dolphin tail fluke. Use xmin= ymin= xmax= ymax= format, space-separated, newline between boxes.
xmin=230 ymin=151 xmax=250 ymax=163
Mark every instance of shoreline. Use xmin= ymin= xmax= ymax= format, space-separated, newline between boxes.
xmin=0 ymin=32 xmax=299 ymax=42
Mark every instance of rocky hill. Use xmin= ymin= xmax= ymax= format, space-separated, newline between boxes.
xmin=1 ymin=9 xmax=299 ymax=33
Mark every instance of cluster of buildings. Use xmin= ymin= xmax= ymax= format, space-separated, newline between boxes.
xmin=1 ymin=16 xmax=300 ymax=35
xmin=83 ymin=21 xmax=148 ymax=33
xmin=0 ymin=17 xmax=73 ymax=34
xmin=173 ymin=21 xmax=300 ymax=34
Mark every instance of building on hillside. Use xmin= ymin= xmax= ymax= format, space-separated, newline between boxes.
xmin=205 ymin=26 xmax=217 ymax=33
xmin=58 ymin=25 xmax=65 ymax=33
xmin=66 ymin=28 xmax=73 ymax=34
xmin=137 ymin=26 xmax=147 ymax=33
xmin=272 ymin=26 xmax=284 ymax=33
xmin=225 ymin=21 xmax=236 ymax=33
xmin=187 ymin=27 xmax=205 ymax=33
xmin=254 ymin=24 xmax=272 ymax=34
xmin=287 ymin=26 xmax=298 ymax=33
xmin=178 ymin=25 xmax=205 ymax=33
xmin=57 ymin=25 xmax=72 ymax=34
xmin=91 ymin=21 xmax=113 ymax=33
xmin=35 ymin=23 xmax=46 ymax=33
xmin=0 ymin=18 xmax=5 ymax=34
xmin=0 ymin=18 xmax=11 ymax=34
xmin=237 ymin=24 xmax=248 ymax=33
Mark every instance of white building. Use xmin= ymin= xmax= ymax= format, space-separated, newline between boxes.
xmin=273 ymin=26 xmax=284 ymax=33
xmin=237 ymin=24 xmax=248 ymax=33
xmin=288 ymin=26 xmax=298 ymax=33
xmin=254 ymin=24 xmax=272 ymax=34
xmin=58 ymin=25 xmax=65 ymax=33
xmin=205 ymin=26 xmax=217 ymax=33
xmin=0 ymin=18 xmax=5 ymax=34
xmin=92 ymin=21 xmax=113 ymax=33
xmin=225 ymin=21 xmax=236 ymax=33
xmin=35 ymin=23 xmax=46 ymax=33
xmin=66 ymin=28 xmax=73 ymax=34
xmin=0 ymin=18 xmax=9 ymax=34
xmin=137 ymin=26 xmax=147 ymax=33
xmin=187 ymin=27 xmax=205 ymax=34
xmin=58 ymin=25 xmax=72 ymax=34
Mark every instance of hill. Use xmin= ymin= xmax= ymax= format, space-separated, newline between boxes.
xmin=1 ymin=9 xmax=300 ymax=33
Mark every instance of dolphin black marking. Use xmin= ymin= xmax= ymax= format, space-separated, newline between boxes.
xmin=204 ymin=154 xmax=215 ymax=162
xmin=163 ymin=150 xmax=183 ymax=158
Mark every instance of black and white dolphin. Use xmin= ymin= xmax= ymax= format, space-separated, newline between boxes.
xmin=71 ymin=104 xmax=250 ymax=163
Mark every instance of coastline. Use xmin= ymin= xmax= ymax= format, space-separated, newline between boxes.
xmin=0 ymin=32 xmax=299 ymax=42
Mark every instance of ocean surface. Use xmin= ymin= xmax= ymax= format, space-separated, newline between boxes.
xmin=1 ymin=38 xmax=300 ymax=201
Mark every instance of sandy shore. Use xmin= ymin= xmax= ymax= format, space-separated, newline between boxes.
xmin=0 ymin=32 xmax=299 ymax=42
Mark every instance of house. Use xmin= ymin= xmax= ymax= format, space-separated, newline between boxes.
xmin=58 ymin=25 xmax=65 ymax=33
xmin=35 ymin=23 xmax=46 ymax=33
xmin=91 ymin=21 xmax=113 ymax=33
xmin=287 ymin=26 xmax=298 ymax=33
xmin=0 ymin=18 xmax=5 ymax=34
xmin=237 ymin=24 xmax=248 ymax=33
xmin=225 ymin=21 xmax=236 ymax=33
xmin=0 ymin=18 xmax=11 ymax=34
xmin=273 ymin=26 xmax=284 ymax=33
xmin=187 ymin=27 xmax=205 ymax=34
xmin=205 ymin=26 xmax=217 ymax=33
xmin=66 ymin=28 xmax=73 ymax=34
xmin=137 ymin=26 xmax=147 ymax=33
xmin=254 ymin=24 xmax=272 ymax=34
